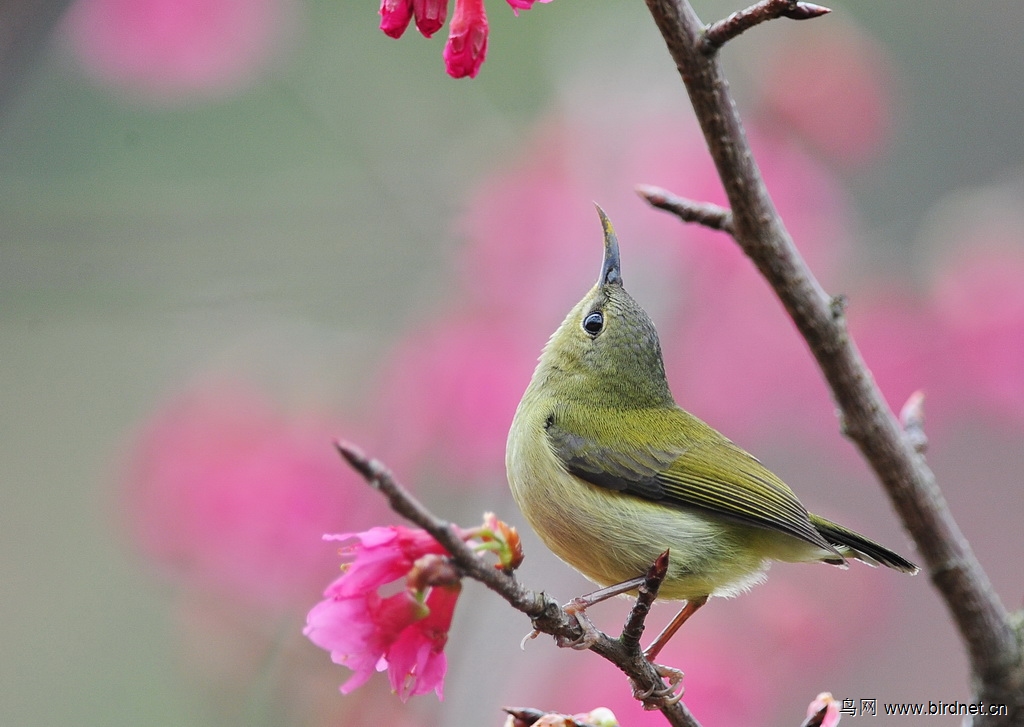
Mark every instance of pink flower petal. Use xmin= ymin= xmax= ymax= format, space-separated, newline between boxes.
xmin=443 ymin=0 xmax=488 ymax=78
xmin=413 ymin=0 xmax=448 ymax=38
xmin=379 ymin=0 xmax=414 ymax=38
xmin=385 ymin=585 xmax=460 ymax=700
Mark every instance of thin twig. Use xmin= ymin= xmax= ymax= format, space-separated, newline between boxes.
xmin=620 ymin=550 xmax=669 ymax=651
xmin=899 ymin=390 xmax=928 ymax=454
xmin=641 ymin=1 xmax=1023 ymax=724
xmin=336 ymin=441 xmax=703 ymax=727
xmin=635 ymin=185 xmax=734 ymax=235
xmin=701 ymin=0 xmax=830 ymax=52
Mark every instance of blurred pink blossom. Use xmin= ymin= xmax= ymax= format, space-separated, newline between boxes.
xmin=847 ymin=289 xmax=957 ymax=426
xmin=456 ymin=131 xmax=597 ymax=326
xmin=931 ymin=241 xmax=1024 ymax=425
xmin=737 ymin=547 xmax=895 ymax=662
xmin=123 ymin=382 xmax=367 ymax=611
xmin=63 ymin=0 xmax=296 ymax=104
xmin=546 ymin=630 xmax=774 ymax=727
xmin=755 ymin=22 xmax=897 ymax=166
xmin=304 ymin=526 xmax=460 ymax=700
xmin=371 ymin=314 xmax=536 ymax=485
xmin=626 ymin=121 xmax=852 ymax=284
xmin=662 ymin=273 xmax=835 ymax=442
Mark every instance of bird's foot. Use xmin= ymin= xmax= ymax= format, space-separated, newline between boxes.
xmin=555 ymin=597 xmax=602 ymax=650
xmin=631 ymin=662 xmax=685 ymax=709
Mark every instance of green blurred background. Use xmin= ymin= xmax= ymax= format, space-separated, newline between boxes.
xmin=2 ymin=1 xmax=1023 ymax=725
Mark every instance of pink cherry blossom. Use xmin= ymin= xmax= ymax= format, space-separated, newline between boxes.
xmin=305 ymin=588 xmax=426 ymax=694
xmin=379 ymin=0 xmax=415 ymax=38
xmin=122 ymin=381 xmax=369 ymax=611
xmin=414 ymin=0 xmax=449 ymax=37
xmin=376 ymin=0 xmax=552 ymax=78
xmin=62 ymin=0 xmax=297 ymax=104
xmin=305 ymin=525 xmax=464 ymax=700
xmin=385 ymin=584 xmax=461 ymax=700
xmin=443 ymin=0 xmax=488 ymax=78
xmin=323 ymin=526 xmax=450 ymax=597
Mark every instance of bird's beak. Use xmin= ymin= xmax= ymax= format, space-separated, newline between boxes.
xmin=595 ymin=203 xmax=622 ymax=288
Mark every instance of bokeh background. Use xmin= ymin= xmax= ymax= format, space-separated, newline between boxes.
xmin=3 ymin=1 xmax=1024 ymax=725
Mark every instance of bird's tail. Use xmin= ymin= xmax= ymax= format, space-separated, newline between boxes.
xmin=809 ymin=514 xmax=919 ymax=574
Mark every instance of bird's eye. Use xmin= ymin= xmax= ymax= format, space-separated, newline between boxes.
xmin=582 ymin=311 xmax=604 ymax=336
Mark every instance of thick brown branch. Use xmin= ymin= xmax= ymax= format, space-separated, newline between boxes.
xmin=702 ymin=0 xmax=830 ymax=52
xmin=641 ymin=1 xmax=1024 ymax=724
xmin=335 ymin=441 xmax=702 ymax=727
xmin=635 ymin=185 xmax=734 ymax=235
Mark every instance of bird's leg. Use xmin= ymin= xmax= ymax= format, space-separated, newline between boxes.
xmin=556 ymin=575 xmax=649 ymax=650
xmin=643 ymin=595 xmax=708 ymax=661
xmin=628 ymin=595 xmax=708 ymax=708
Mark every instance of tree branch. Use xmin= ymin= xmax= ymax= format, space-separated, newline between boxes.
xmin=640 ymin=1 xmax=1024 ymax=724
xmin=335 ymin=441 xmax=703 ymax=727
xmin=701 ymin=0 xmax=830 ymax=52
xmin=635 ymin=185 xmax=734 ymax=235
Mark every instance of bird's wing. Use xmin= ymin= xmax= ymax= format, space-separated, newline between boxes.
xmin=545 ymin=406 xmax=836 ymax=553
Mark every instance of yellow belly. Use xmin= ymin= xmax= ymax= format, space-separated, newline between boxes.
xmin=506 ymin=405 xmax=815 ymax=601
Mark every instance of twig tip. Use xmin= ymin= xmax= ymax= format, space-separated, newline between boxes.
xmin=333 ymin=439 xmax=379 ymax=481
xmin=899 ymin=390 xmax=929 ymax=454
xmin=784 ymin=2 xmax=832 ymax=20
xmin=634 ymin=185 xmax=667 ymax=204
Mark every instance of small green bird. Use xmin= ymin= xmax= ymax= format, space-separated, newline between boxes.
xmin=506 ymin=206 xmax=917 ymax=657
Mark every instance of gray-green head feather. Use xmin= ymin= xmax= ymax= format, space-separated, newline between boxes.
xmin=537 ymin=207 xmax=673 ymax=410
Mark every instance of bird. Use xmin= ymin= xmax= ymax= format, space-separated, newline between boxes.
xmin=505 ymin=205 xmax=918 ymax=663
